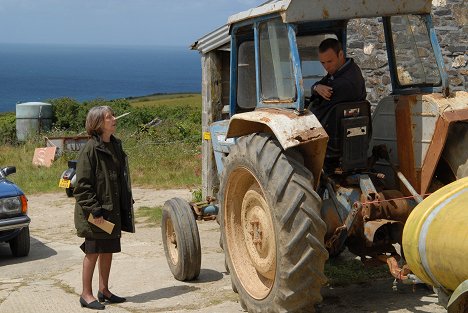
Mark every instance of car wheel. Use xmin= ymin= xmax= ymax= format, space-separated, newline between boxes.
xmin=65 ymin=187 xmax=74 ymax=197
xmin=9 ymin=226 xmax=30 ymax=257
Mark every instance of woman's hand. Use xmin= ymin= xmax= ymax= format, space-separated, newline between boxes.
xmin=93 ymin=216 xmax=105 ymax=224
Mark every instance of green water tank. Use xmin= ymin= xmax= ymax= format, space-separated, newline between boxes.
xmin=16 ymin=102 xmax=53 ymax=141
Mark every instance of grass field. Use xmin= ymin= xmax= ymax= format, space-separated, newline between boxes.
xmin=129 ymin=93 xmax=201 ymax=108
xmin=1 ymin=93 xmax=202 ymax=195
xmin=124 ymin=93 xmax=202 ymax=188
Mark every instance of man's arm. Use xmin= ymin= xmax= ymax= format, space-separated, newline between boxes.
xmin=313 ymin=84 xmax=333 ymax=101
xmin=312 ymin=77 xmax=356 ymax=110
xmin=325 ymin=79 xmax=355 ymax=106
xmin=310 ymin=76 xmax=329 ymax=101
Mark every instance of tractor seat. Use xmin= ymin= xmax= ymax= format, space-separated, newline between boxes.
xmin=321 ymin=101 xmax=371 ymax=173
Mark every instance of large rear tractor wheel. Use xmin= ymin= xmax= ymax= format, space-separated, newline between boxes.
xmin=162 ymin=198 xmax=201 ymax=281
xmin=220 ymin=133 xmax=328 ymax=312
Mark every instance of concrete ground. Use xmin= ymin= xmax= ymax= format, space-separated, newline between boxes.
xmin=0 ymin=188 xmax=446 ymax=313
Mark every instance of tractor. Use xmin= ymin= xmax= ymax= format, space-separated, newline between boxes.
xmin=162 ymin=0 xmax=468 ymax=312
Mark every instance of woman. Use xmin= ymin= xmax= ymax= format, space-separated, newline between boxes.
xmin=74 ymin=106 xmax=135 ymax=310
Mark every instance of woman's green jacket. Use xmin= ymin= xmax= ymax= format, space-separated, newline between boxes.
xmin=74 ymin=135 xmax=135 ymax=239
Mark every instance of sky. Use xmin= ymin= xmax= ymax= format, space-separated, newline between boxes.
xmin=0 ymin=0 xmax=260 ymax=47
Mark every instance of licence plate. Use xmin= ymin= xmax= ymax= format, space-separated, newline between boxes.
xmin=59 ymin=179 xmax=71 ymax=188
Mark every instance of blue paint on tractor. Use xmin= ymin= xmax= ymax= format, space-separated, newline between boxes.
xmin=209 ymin=120 xmax=234 ymax=175
xmin=202 ymin=205 xmax=219 ymax=215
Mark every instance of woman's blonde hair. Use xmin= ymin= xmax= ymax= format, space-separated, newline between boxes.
xmin=85 ymin=106 xmax=114 ymax=136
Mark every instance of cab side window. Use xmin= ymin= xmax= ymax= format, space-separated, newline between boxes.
xmin=237 ymin=40 xmax=256 ymax=109
xmin=391 ymin=15 xmax=441 ymax=87
xmin=259 ymin=18 xmax=296 ymax=103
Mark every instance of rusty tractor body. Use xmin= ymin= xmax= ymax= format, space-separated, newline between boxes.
xmin=161 ymin=1 xmax=467 ymax=312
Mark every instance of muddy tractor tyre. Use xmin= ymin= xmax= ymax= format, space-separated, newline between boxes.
xmin=220 ymin=133 xmax=328 ymax=313
xmin=162 ymin=198 xmax=201 ymax=281
xmin=9 ymin=226 xmax=30 ymax=257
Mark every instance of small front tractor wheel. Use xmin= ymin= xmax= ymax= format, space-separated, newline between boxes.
xmin=162 ymin=198 xmax=201 ymax=281
xmin=220 ymin=133 xmax=328 ymax=312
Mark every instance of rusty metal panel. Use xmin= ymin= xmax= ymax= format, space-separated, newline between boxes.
xmin=226 ymin=108 xmax=328 ymax=189
xmin=370 ymin=92 xmax=468 ymax=194
xmin=396 ymin=94 xmax=457 ymax=194
xmin=420 ymin=91 xmax=468 ymax=194
xmin=395 ymin=91 xmax=468 ymax=194
xmin=420 ymin=116 xmax=450 ymax=194
xmin=441 ymin=114 xmax=468 ymax=180
xmin=394 ymin=100 xmax=429 ymax=195
xmin=395 ymin=96 xmax=419 ymax=194
xmin=45 ymin=135 xmax=90 ymax=156
xmin=364 ymin=219 xmax=403 ymax=243
xmin=226 ymin=108 xmax=326 ymax=149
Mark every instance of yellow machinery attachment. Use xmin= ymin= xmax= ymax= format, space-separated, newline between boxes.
xmin=403 ymin=177 xmax=468 ymax=311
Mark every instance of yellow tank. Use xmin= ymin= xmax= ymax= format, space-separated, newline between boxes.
xmin=403 ymin=177 xmax=468 ymax=291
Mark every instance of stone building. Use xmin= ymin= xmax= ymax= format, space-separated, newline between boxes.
xmin=347 ymin=0 xmax=467 ymax=107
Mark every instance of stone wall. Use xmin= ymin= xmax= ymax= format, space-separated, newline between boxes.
xmin=347 ymin=0 xmax=467 ymax=106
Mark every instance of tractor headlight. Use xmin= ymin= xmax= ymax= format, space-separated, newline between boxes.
xmin=0 ymin=196 xmax=23 ymax=216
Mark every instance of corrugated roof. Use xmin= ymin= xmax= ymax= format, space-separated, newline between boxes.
xmin=228 ymin=0 xmax=431 ymax=24
xmin=190 ymin=0 xmax=278 ymax=53
xmin=279 ymin=0 xmax=431 ymax=23
xmin=191 ymin=24 xmax=230 ymax=54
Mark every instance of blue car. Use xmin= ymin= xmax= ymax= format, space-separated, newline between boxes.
xmin=0 ymin=166 xmax=30 ymax=257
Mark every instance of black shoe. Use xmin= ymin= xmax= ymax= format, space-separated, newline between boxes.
xmin=97 ymin=291 xmax=126 ymax=303
xmin=79 ymin=296 xmax=105 ymax=310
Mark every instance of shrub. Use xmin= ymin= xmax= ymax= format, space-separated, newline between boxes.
xmin=49 ymin=97 xmax=132 ymax=133
xmin=0 ymin=112 xmax=17 ymax=145
xmin=49 ymin=97 xmax=81 ymax=131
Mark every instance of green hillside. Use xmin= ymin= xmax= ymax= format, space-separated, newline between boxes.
xmin=0 ymin=93 xmax=202 ymax=194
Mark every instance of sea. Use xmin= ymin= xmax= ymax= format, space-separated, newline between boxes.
xmin=0 ymin=43 xmax=202 ymax=113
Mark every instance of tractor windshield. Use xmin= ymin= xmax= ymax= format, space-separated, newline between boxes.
xmin=296 ymin=35 xmax=330 ymax=98
xmin=259 ymin=18 xmax=296 ymax=103
xmin=390 ymin=15 xmax=441 ymax=87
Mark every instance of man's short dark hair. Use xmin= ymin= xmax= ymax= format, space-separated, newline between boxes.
xmin=319 ymin=38 xmax=342 ymax=55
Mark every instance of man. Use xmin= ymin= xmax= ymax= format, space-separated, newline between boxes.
xmin=310 ymin=38 xmax=368 ymax=172
xmin=310 ymin=38 xmax=366 ymax=123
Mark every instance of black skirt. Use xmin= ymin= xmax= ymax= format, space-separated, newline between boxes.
xmin=80 ymin=238 xmax=121 ymax=254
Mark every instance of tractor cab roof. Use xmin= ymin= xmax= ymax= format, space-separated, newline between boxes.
xmin=228 ymin=0 xmax=431 ymax=24
xmin=191 ymin=0 xmax=432 ymax=54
